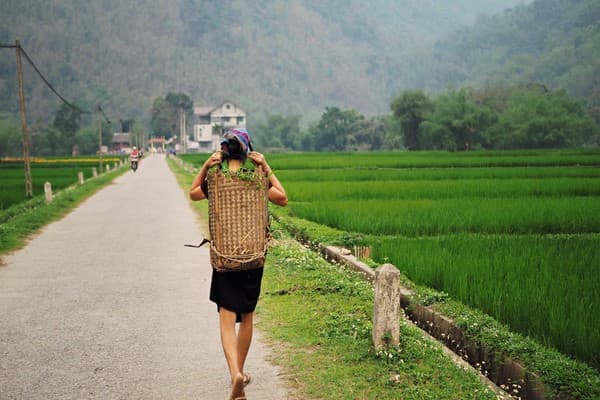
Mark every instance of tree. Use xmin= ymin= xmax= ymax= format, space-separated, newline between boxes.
xmin=150 ymin=92 xmax=193 ymax=139
xmin=346 ymin=116 xmax=386 ymax=151
xmin=313 ymin=107 xmax=364 ymax=151
xmin=150 ymin=97 xmax=173 ymax=138
xmin=391 ymin=90 xmax=432 ymax=150
xmin=487 ymin=88 xmax=597 ymax=149
xmin=33 ymin=127 xmax=61 ymax=156
xmin=253 ymin=113 xmax=302 ymax=150
xmin=74 ymin=126 xmax=99 ymax=155
xmin=421 ymin=88 xmax=496 ymax=151
xmin=53 ymin=103 xmax=83 ymax=154
xmin=0 ymin=119 xmax=21 ymax=157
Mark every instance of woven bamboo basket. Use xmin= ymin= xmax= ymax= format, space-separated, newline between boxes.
xmin=207 ymin=166 xmax=269 ymax=272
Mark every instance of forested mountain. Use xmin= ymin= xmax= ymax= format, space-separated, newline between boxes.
xmin=0 ymin=0 xmax=526 ymax=127
xmin=415 ymin=0 xmax=600 ymax=120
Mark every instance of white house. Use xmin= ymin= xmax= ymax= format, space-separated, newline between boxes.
xmin=192 ymin=101 xmax=247 ymax=152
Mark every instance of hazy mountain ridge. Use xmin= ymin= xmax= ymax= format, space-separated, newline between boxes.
xmin=416 ymin=0 xmax=600 ymax=111
xmin=2 ymin=0 xmax=573 ymax=128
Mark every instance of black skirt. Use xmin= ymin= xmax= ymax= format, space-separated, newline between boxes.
xmin=209 ymin=267 xmax=264 ymax=322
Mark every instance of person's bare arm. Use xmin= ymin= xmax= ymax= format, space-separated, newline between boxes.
xmin=189 ymin=151 xmax=222 ymax=201
xmin=247 ymin=152 xmax=288 ymax=207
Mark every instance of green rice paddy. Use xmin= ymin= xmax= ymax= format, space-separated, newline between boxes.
xmin=0 ymin=157 xmax=123 ymax=209
xmin=182 ymin=149 xmax=600 ymax=369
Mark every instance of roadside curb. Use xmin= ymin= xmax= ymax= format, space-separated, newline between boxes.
xmin=317 ymin=244 xmax=572 ymax=400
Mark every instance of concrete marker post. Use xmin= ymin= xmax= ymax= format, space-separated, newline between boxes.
xmin=44 ymin=181 xmax=53 ymax=203
xmin=373 ymin=263 xmax=401 ymax=348
xmin=78 ymin=171 xmax=84 ymax=185
xmin=92 ymin=167 xmax=98 ymax=177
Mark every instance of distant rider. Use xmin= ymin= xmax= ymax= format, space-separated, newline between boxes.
xmin=130 ymin=146 xmax=140 ymax=171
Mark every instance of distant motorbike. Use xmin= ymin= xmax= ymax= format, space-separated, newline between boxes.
xmin=130 ymin=148 xmax=140 ymax=172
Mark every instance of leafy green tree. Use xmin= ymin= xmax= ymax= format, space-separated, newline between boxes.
xmin=151 ymin=97 xmax=174 ymax=138
xmin=347 ymin=116 xmax=386 ymax=151
xmin=297 ymin=130 xmax=315 ymax=151
xmin=129 ymin=121 xmax=148 ymax=149
xmin=253 ymin=114 xmax=302 ymax=150
xmin=74 ymin=126 xmax=99 ymax=155
xmin=53 ymin=103 xmax=83 ymax=154
xmin=150 ymin=92 xmax=193 ymax=139
xmin=488 ymin=88 xmax=597 ymax=149
xmin=0 ymin=119 xmax=21 ymax=157
xmin=381 ymin=114 xmax=404 ymax=150
xmin=391 ymin=90 xmax=432 ymax=150
xmin=313 ymin=107 xmax=364 ymax=151
xmin=421 ymin=88 xmax=496 ymax=151
xmin=33 ymin=127 xmax=61 ymax=156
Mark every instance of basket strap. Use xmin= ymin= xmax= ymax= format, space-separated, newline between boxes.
xmin=213 ymin=169 xmax=221 ymax=247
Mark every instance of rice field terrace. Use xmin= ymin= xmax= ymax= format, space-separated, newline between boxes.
xmin=0 ymin=156 xmax=125 ymax=209
xmin=182 ymin=149 xmax=600 ymax=370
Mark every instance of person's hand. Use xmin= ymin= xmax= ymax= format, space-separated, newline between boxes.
xmin=204 ymin=151 xmax=222 ymax=169
xmin=248 ymin=151 xmax=267 ymax=168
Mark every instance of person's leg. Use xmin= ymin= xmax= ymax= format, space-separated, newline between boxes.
xmin=219 ymin=308 xmax=245 ymax=398
xmin=219 ymin=308 xmax=242 ymax=381
xmin=237 ymin=312 xmax=254 ymax=378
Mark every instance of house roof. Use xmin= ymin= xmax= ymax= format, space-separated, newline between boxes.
xmin=112 ymin=133 xmax=130 ymax=143
xmin=194 ymin=106 xmax=216 ymax=116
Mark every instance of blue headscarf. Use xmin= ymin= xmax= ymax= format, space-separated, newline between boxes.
xmin=220 ymin=128 xmax=253 ymax=160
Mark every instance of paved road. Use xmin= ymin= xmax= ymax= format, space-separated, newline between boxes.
xmin=0 ymin=155 xmax=290 ymax=400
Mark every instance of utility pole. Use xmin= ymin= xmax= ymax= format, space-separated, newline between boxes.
xmin=97 ymin=105 xmax=103 ymax=172
xmin=15 ymin=39 xmax=33 ymax=197
xmin=179 ymin=106 xmax=184 ymax=153
xmin=183 ymin=108 xmax=187 ymax=152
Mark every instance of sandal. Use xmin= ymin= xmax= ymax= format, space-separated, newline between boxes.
xmin=243 ymin=373 xmax=251 ymax=386
xmin=230 ymin=373 xmax=245 ymax=400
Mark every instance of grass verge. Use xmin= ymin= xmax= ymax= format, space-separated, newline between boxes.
xmin=258 ymin=230 xmax=499 ymax=400
xmin=168 ymin=157 xmax=501 ymax=399
xmin=272 ymin=210 xmax=600 ymax=399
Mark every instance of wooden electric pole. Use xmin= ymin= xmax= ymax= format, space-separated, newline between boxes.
xmin=180 ymin=107 xmax=185 ymax=153
xmin=97 ymin=105 xmax=103 ymax=172
xmin=15 ymin=39 xmax=33 ymax=197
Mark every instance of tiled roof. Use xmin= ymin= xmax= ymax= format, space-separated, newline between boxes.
xmin=194 ymin=106 xmax=215 ymax=116
xmin=112 ymin=133 xmax=130 ymax=143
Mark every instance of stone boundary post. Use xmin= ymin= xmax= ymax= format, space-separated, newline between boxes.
xmin=78 ymin=171 xmax=84 ymax=185
xmin=44 ymin=182 xmax=53 ymax=203
xmin=92 ymin=167 xmax=98 ymax=177
xmin=372 ymin=263 xmax=401 ymax=348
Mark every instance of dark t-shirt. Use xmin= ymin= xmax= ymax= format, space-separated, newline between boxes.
xmin=200 ymin=179 xmax=209 ymax=198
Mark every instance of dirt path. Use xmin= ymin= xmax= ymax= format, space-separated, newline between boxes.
xmin=0 ymin=154 xmax=290 ymax=400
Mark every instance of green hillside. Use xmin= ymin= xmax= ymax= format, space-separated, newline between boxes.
xmin=418 ymin=0 xmax=600 ymax=121
xmin=0 ymin=0 xmax=526 ymax=125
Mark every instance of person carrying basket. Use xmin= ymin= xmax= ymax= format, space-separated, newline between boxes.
xmin=189 ymin=128 xmax=287 ymax=400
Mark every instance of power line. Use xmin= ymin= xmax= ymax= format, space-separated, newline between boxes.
xmin=1 ymin=42 xmax=89 ymax=114
xmin=97 ymin=105 xmax=111 ymax=124
xmin=20 ymin=45 xmax=89 ymax=114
